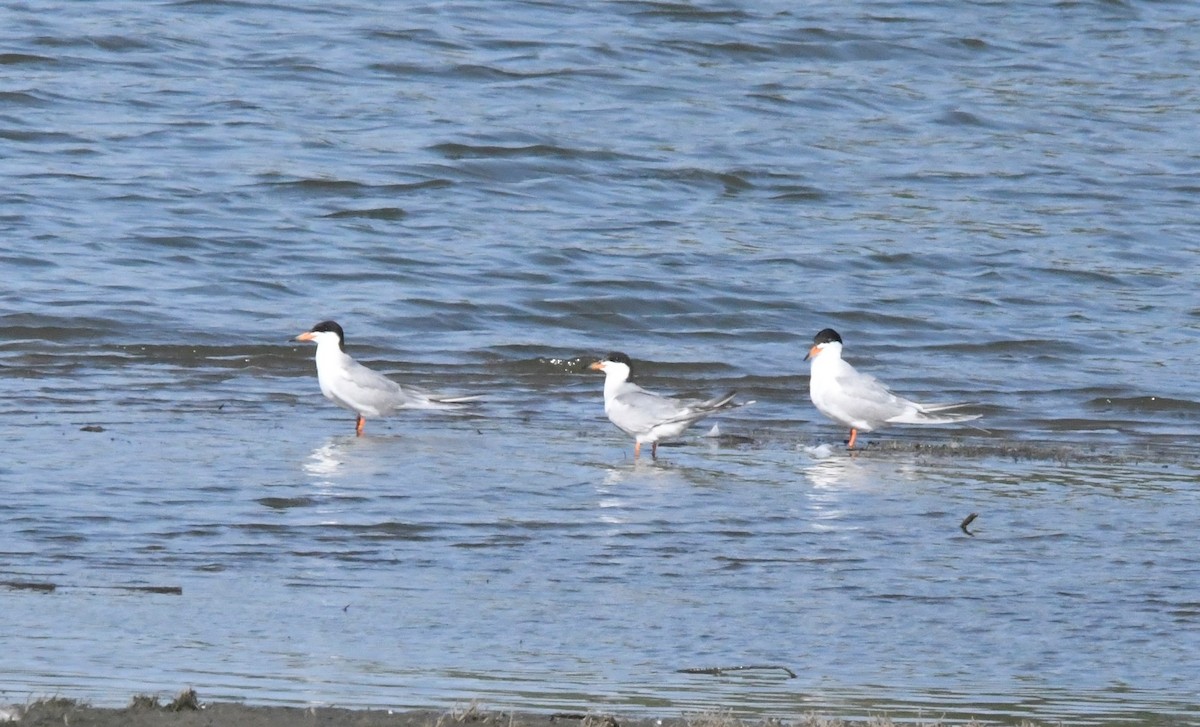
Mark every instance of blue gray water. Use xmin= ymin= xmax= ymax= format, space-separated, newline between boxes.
xmin=2 ymin=1 xmax=1199 ymax=724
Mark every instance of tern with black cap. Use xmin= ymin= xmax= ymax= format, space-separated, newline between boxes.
xmin=589 ymin=352 xmax=752 ymax=460
xmin=295 ymin=320 xmax=480 ymax=436
xmin=805 ymin=328 xmax=980 ymax=449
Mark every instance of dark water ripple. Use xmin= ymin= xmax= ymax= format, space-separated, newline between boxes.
xmin=3 ymin=0 xmax=1200 ymax=723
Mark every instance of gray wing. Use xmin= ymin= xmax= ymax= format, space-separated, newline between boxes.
xmin=612 ymin=387 xmax=688 ymax=425
xmin=609 ymin=384 xmax=739 ymax=434
xmin=339 ymin=359 xmax=472 ymax=411
xmin=832 ymin=368 xmax=917 ymax=422
xmin=834 ymin=367 xmax=977 ymax=425
xmin=335 ymin=358 xmax=406 ymax=409
xmin=836 ymin=369 xmax=910 ymax=405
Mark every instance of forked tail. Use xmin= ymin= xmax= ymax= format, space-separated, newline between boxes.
xmin=701 ymin=391 xmax=755 ymax=411
xmin=427 ymin=394 xmax=485 ymax=408
xmin=894 ymin=401 xmax=981 ymax=425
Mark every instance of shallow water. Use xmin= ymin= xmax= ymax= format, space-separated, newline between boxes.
xmin=2 ymin=1 xmax=1200 ymax=724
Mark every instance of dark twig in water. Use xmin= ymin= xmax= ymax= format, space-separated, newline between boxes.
xmin=960 ymin=512 xmax=978 ymax=536
xmin=678 ymin=664 xmax=797 ymax=679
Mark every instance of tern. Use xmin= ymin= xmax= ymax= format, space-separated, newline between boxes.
xmin=295 ymin=320 xmax=480 ymax=436
xmin=805 ymin=328 xmax=980 ymax=449
xmin=589 ymin=352 xmax=751 ymax=460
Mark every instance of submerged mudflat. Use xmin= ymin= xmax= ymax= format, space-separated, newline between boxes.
xmin=9 ymin=696 xmax=1044 ymax=727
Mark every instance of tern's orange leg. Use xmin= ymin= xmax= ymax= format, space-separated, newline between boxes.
xmin=847 ymin=428 xmax=858 ymax=449
xmin=356 ymin=415 xmax=365 ymax=437
xmin=633 ymin=441 xmax=641 ymax=459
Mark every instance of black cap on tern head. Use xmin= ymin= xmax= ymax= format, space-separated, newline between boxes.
xmin=813 ymin=328 xmax=842 ymax=345
xmin=600 ymin=352 xmax=638 ymax=376
xmin=311 ymin=320 xmax=346 ymax=350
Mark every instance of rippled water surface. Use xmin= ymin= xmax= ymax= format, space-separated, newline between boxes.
xmin=2 ymin=1 xmax=1199 ymax=724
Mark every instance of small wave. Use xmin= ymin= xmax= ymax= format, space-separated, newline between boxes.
xmin=263 ymin=178 xmax=451 ymax=196
xmin=627 ymin=3 xmax=750 ymax=23
xmin=322 ymin=207 xmax=407 ymax=221
xmin=34 ymin=34 xmax=158 ymax=52
xmin=256 ymin=496 xmax=318 ymax=510
xmin=0 ymin=54 xmax=56 ymax=67
xmin=490 ymin=355 xmax=596 ymax=376
xmin=429 ymin=142 xmax=623 ymax=162
xmin=644 ymin=166 xmax=753 ymax=195
xmin=1087 ymin=395 xmax=1200 ymax=413
xmin=0 ymin=314 xmax=127 ymax=342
